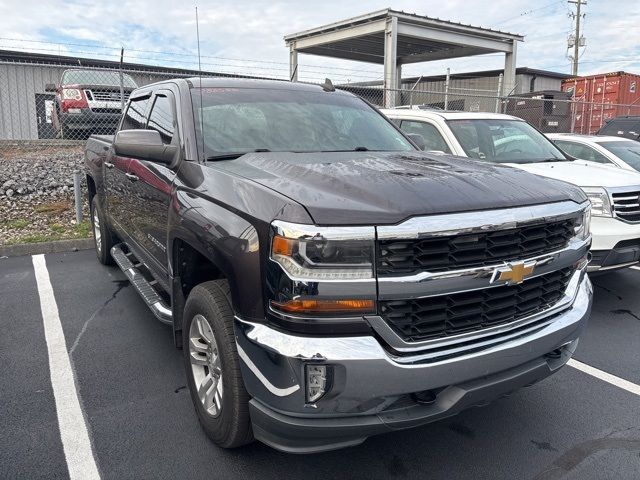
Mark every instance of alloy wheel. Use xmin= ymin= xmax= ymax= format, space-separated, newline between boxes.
xmin=92 ymin=207 xmax=102 ymax=254
xmin=188 ymin=314 xmax=223 ymax=417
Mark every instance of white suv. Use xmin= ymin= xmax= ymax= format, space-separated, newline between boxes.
xmin=548 ymin=133 xmax=640 ymax=172
xmin=383 ymin=108 xmax=640 ymax=272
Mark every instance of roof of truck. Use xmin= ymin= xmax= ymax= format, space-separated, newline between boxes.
xmin=185 ymin=77 xmax=352 ymax=93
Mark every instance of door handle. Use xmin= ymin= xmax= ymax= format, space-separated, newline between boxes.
xmin=104 ymin=162 xmax=114 ymax=169
xmin=125 ymin=173 xmax=139 ymax=182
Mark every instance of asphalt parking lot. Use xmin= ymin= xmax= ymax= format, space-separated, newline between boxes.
xmin=2 ymin=250 xmax=640 ymax=480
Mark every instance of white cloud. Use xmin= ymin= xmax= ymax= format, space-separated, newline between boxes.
xmin=0 ymin=0 xmax=638 ymax=81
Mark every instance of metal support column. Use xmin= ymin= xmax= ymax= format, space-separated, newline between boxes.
xmin=289 ymin=43 xmax=298 ymax=82
xmin=395 ymin=62 xmax=402 ymax=105
xmin=503 ymin=40 xmax=517 ymax=96
xmin=383 ymin=16 xmax=398 ymax=108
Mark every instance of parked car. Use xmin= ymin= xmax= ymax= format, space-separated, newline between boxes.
xmin=383 ymin=109 xmax=640 ymax=272
xmin=46 ymin=69 xmax=138 ymax=139
xmin=85 ymin=78 xmax=592 ymax=453
xmin=596 ymin=116 xmax=640 ymax=141
xmin=548 ymin=133 xmax=640 ymax=172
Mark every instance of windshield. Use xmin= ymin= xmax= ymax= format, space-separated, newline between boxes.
xmin=191 ymin=87 xmax=414 ymax=158
xmin=447 ymin=119 xmax=567 ymax=163
xmin=599 ymin=141 xmax=640 ymax=170
xmin=62 ymin=70 xmax=137 ymax=88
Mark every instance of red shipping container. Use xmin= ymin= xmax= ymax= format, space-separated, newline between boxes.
xmin=561 ymin=72 xmax=640 ymax=134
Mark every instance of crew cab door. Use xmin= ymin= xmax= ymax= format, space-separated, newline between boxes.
xmin=126 ymin=90 xmax=179 ymax=275
xmin=106 ymin=93 xmax=152 ymax=237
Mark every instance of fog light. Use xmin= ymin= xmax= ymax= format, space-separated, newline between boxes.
xmin=306 ymin=365 xmax=327 ymax=403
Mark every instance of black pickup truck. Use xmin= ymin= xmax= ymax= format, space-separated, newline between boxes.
xmin=85 ymin=78 xmax=593 ymax=453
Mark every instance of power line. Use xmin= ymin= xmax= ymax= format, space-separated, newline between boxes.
xmin=493 ymin=0 xmax=564 ymax=26
xmin=0 ymin=36 xmax=386 ymax=75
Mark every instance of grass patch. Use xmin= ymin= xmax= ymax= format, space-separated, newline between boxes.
xmin=73 ymin=221 xmax=92 ymax=237
xmin=1 ymin=218 xmax=30 ymax=229
xmin=6 ymin=221 xmax=93 ymax=245
xmin=34 ymin=201 xmax=70 ymax=215
xmin=49 ymin=223 xmax=66 ymax=234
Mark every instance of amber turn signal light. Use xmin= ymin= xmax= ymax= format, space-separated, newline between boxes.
xmin=271 ymin=298 xmax=375 ymax=315
xmin=272 ymin=235 xmax=295 ymax=256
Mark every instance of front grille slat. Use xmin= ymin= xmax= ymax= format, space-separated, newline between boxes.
xmin=378 ymin=218 xmax=575 ymax=275
xmin=612 ymin=190 xmax=640 ymax=223
xmin=85 ymin=88 xmax=131 ymax=103
xmin=379 ymin=267 xmax=574 ymax=342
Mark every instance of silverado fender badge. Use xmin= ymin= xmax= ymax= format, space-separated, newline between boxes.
xmin=491 ymin=260 xmax=537 ymax=285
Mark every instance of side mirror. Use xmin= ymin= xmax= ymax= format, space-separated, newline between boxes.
xmin=45 ymin=83 xmax=57 ymax=92
xmin=406 ymin=133 xmax=426 ymax=150
xmin=113 ymin=130 xmax=178 ymax=165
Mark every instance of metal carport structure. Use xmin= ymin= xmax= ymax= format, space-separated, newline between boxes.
xmin=285 ymin=9 xmax=523 ymax=107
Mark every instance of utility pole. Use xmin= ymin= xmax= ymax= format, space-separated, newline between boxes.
xmin=568 ymin=0 xmax=586 ymax=76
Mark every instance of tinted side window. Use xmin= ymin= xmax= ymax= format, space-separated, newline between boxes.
xmin=555 ymin=141 xmax=610 ymax=163
xmin=600 ymin=119 xmax=640 ymax=139
xmin=399 ymin=120 xmax=451 ymax=153
xmin=147 ymin=94 xmax=176 ymax=145
xmin=121 ymin=96 xmax=151 ymax=130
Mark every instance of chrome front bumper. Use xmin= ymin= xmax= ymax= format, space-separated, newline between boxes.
xmin=235 ymin=273 xmax=592 ymax=453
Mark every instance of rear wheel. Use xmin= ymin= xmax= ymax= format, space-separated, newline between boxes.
xmin=183 ymin=280 xmax=253 ymax=448
xmin=90 ymin=196 xmax=115 ymax=265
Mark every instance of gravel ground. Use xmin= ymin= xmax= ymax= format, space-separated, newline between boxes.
xmin=0 ymin=143 xmax=91 ymax=246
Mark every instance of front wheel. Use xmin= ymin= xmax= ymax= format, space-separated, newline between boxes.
xmin=183 ymin=280 xmax=253 ymax=448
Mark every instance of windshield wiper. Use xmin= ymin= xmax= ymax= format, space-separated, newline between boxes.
xmin=540 ymin=157 xmax=570 ymax=162
xmin=206 ymin=149 xmax=271 ymax=161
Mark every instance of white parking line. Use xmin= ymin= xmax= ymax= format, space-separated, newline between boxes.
xmin=568 ymin=359 xmax=640 ymax=396
xmin=32 ymin=254 xmax=101 ymax=480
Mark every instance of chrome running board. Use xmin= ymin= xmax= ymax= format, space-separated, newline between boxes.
xmin=111 ymin=243 xmax=172 ymax=325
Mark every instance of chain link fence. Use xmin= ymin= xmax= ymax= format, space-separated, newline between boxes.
xmin=2 ymin=53 xmax=640 ymax=244
xmin=2 ymin=55 xmax=640 ymax=202
xmin=2 ymin=56 xmax=640 ymax=145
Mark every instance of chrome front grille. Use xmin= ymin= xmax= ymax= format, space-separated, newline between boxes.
xmin=377 ymin=218 xmax=576 ymax=275
xmin=85 ymin=89 xmax=130 ymax=103
xmin=379 ymin=267 xmax=574 ymax=342
xmin=611 ymin=190 xmax=640 ymax=223
xmin=372 ymin=201 xmax=591 ymax=354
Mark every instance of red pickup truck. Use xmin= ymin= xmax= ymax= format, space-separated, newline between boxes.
xmin=46 ymin=68 xmax=137 ymax=139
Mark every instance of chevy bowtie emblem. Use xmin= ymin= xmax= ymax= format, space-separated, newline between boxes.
xmin=491 ymin=260 xmax=537 ymax=285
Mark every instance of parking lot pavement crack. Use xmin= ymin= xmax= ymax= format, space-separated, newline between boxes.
xmin=529 ymin=438 xmax=640 ymax=480
xmin=611 ymin=309 xmax=640 ymax=322
xmin=69 ymin=280 xmax=129 ymax=355
xmin=594 ymin=283 xmax=623 ymax=301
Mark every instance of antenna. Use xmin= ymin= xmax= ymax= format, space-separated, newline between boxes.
xmin=196 ymin=6 xmax=205 ymax=162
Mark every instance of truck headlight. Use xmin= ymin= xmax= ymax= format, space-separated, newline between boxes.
xmin=62 ymin=88 xmax=82 ymax=100
xmin=270 ymin=231 xmax=374 ymax=281
xmin=268 ymin=221 xmax=376 ymax=318
xmin=574 ymin=206 xmax=591 ymax=240
xmin=581 ymin=187 xmax=612 ymax=217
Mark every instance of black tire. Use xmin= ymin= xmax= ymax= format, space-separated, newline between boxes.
xmin=90 ymin=196 xmax=115 ymax=265
xmin=183 ymin=280 xmax=253 ymax=448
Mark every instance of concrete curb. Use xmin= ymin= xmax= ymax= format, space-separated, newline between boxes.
xmin=0 ymin=238 xmax=94 ymax=258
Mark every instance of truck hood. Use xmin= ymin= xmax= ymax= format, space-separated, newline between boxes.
xmin=508 ymin=160 xmax=640 ymax=188
xmin=214 ymin=151 xmax=586 ymax=225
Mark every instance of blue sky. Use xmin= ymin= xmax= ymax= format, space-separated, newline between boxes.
xmin=1 ymin=0 xmax=639 ymax=83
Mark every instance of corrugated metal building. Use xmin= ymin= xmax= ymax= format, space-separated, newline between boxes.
xmin=403 ymin=67 xmax=571 ymax=94
xmin=0 ymin=50 xmax=239 ymax=140
xmin=350 ymin=67 xmax=572 ymax=110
